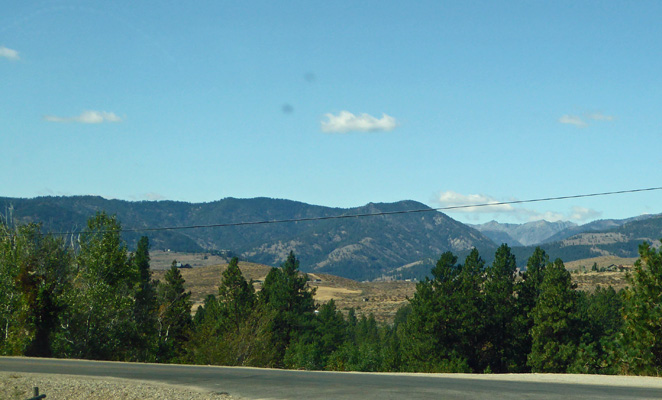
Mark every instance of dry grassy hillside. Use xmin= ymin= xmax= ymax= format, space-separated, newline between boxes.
xmin=151 ymin=258 xmax=416 ymax=322
xmin=152 ymin=253 xmax=637 ymax=323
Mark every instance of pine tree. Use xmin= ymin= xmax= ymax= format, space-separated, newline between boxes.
xmin=260 ymin=251 xmax=316 ymax=366
xmin=401 ymin=251 xmax=469 ymax=372
xmin=570 ymin=285 xmax=623 ymax=374
xmin=315 ymin=299 xmax=346 ymax=359
xmin=483 ymin=244 xmax=518 ymax=372
xmin=131 ymin=236 xmax=157 ymax=361
xmin=528 ymin=259 xmax=579 ymax=372
xmin=619 ymin=242 xmax=662 ymax=375
xmin=217 ymin=257 xmax=255 ymax=332
xmin=156 ymin=262 xmax=192 ymax=362
xmin=456 ymin=248 xmax=486 ymax=372
xmin=512 ymin=247 xmax=549 ymax=371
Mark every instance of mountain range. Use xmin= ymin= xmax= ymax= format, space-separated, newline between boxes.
xmin=470 ymin=220 xmax=577 ymax=246
xmin=0 ymin=196 xmax=492 ymax=280
xmin=2 ymin=196 xmax=660 ymax=280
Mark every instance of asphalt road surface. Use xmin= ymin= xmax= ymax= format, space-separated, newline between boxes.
xmin=2 ymin=357 xmax=662 ymax=399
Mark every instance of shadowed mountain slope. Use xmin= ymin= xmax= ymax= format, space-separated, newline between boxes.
xmin=0 ymin=196 xmax=495 ymax=280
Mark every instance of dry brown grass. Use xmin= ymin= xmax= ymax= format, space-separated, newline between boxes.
xmin=151 ymin=259 xmax=416 ymax=322
xmin=564 ymin=255 xmax=637 ymax=272
xmin=149 ymin=250 xmax=229 ymax=270
xmin=571 ymin=271 xmax=630 ymax=292
xmin=152 ymin=261 xmax=273 ymax=313
xmin=152 ymin=252 xmax=636 ymax=323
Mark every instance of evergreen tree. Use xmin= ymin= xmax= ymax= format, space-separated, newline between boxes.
xmin=400 ymin=251 xmax=470 ymax=372
xmin=456 ymin=248 xmax=486 ymax=372
xmin=131 ymin=236 xmax=158 ymax=361
xmin=315 ymin=299 xmax=346 ymax=359
xmin=620 ymin=242 xmax=662 ymax=375
xmin=570 ymin=286 xmax=623 ymax=374
xmin=156 ymin=262 xmax=192 ymax=362
xmin=259 ymin=251 xmax=316 ymax=366
xmin=528 ymin=259 xmax=579 ymax=372
xmin=217 ymin=257 xmax=255 ymax=332
xmin=482 ymin=244 xmax=518 ymax=372
xmin=285 ymin=300 xmax=345 ymax=371
xmin=513 ymin=247 xmax=549 ymax=371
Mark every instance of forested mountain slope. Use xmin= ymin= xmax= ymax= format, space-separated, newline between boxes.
xmin=0 ymin=196 xmax=494 ymax=280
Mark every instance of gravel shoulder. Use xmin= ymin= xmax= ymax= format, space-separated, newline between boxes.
xmin=0 ymin=371 xmax=238 ymax=400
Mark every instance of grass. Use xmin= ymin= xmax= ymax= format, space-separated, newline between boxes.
xmin=153 ymin=252 xmax=636 ymax=323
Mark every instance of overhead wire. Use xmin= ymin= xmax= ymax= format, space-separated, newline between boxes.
xmin=30 ymin=185 xmax=662 ymax=236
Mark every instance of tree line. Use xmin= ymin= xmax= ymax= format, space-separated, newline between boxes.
xmin=1 ymin=212 xmax=661 ymax=375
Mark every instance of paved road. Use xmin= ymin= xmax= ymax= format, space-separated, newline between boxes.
xmin=2 ymin=357 xmax=662 ymax=399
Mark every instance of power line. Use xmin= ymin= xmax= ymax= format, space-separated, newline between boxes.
xmin=36 ymin=185 xmax=662 ymax=235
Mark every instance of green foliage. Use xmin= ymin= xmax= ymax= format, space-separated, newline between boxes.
xmin=156 ymin=263 xmax=192 ymax=362
xmin=400 ymin=251 xmax=478 ymax=372
xmin=131 ymin=236 xmax=158 ymax=361
xmin=7 ymin=212 xmax=662 ymax=376
xmin=188 ymin=257 xmax=268 ymax=367
xmin=217 ymin=257 xmax=255 ymax=332
xmin=259 ymin=251 xmax=316 ymax=366
xmin=314 ymin=299 xmax=347 ymax=357
xmin=0 ymin=222 xmax=72 ymax=357
xmin=482 ymin=244 xmax=518 ymax=372
xmin=326 ymin=318 xmax=385 ymax=373
xmin=188 ymin=303 xmax=277 ymax=367
xmin=619 ymin=242 xmax=662 ymax=375
xmin=527 ymin=259 xmax=580 ymax=372
xmin=455 ymin=248 xmax=487 ymax=371
xmin=512 ymin=247 xmax=549 ymax=371
xmin=52 ymin=212 xmax=140 ymax=360
xmin=569 ymin=286 xmax=623 ymax=374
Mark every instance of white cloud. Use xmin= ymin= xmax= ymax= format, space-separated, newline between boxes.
xmin=436 ymin=190 xmax=602 ymax=222
xmin=43 ymin=110 xmax=123 ymax=124
xmin=559 ymin=112 xmax=615 ymax=127
xmin=568 ymin=206 xmax=602 ymax=221
xmin=436 ymin=191 xmax=515 ymax=213
xmin=585 ymin=112 xmax=615 ymax=121
xmin=321 ymin=111 xmax=397 ymax=133
xmin=559 ymin=114 xmax=587 ymax=127
xmin=0 ymin=46 xmax=19 ymax=60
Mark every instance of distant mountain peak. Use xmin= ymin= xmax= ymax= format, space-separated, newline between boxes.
xmin=471 ymin=219 xmax=577 ymax=246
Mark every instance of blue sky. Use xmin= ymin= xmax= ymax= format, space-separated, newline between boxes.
xmin=2 ymin=0 xmax=661 ymax=225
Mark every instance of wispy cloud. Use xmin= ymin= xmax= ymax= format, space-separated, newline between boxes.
xmin=568 ymin=206 xmax=602 ymax=221
xmin=321 ymin=111 xmax=397 ymax=133
xmin=0 ymin=46 xmax=19 ymax=61
xmin=435 ymin=190 xmax=601 ymax=222
xmin=559 ymin=114 xmax=588 ymax=128
xmin=43 ymin=110 xmax=123 ymax=124
xmin=436 ymin=191 xmax=515 ymax=214
xmin=585 ymin=112 xmax=615 ymax=121
xmin=559 ymin=112 xmax=615 ymax=128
